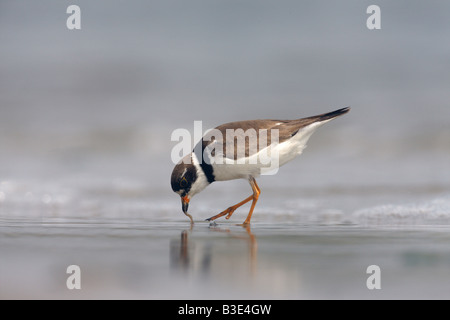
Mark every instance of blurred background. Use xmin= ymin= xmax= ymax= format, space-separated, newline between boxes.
xmin=1 ymin=0 xmax=450 ymax=299
xmin=1 ymin=1 xmax=449 ymax=198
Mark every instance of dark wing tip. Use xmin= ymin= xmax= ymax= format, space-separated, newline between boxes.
xmin=327 ymin=106 xmax=350 ymax=117
xmin=338 ymin=106 xmax=351 ymax=113
xmin=314 ymin=106 xmax=350 ymax=122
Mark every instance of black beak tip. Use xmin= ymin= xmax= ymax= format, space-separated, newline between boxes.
xmin=182 ymin=200 xmax=189 ymax=214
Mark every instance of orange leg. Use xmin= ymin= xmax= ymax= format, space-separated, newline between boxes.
xmin=206 ymin=177 xmax=261 ymax=225
xmin=243 ymin=178 xmax=260 ymax=225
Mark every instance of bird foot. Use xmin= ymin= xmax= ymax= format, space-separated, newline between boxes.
xmin=206 ymin=206 xmax=237 ymax=222
xmin=225 ymin=207 xmax=236 ymax=219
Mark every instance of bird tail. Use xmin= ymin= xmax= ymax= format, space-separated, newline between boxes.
xmin=306 ymin=107 xmax=351 ymax=122
xmin=290 ymin=107 xmax=350 ymax=129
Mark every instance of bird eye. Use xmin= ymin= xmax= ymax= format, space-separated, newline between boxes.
xmin=180 ymin=176 xmax=188 ymax=188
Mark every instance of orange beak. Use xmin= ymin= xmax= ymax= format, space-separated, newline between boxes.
xmin=181 ymin=195 xmax=190 ymax=214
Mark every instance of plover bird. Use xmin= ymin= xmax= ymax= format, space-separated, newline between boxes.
xmin=171 ymin=107 xmax=350 ymax=225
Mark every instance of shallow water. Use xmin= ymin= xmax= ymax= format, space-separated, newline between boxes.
xmin=2 ymin=218 xmax=450 ymax=299
xmin=2 ymin=185 xmax=450 ymax=299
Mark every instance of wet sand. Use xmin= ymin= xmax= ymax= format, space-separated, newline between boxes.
xmin=1 ymin=216 xmax=450 ymax=299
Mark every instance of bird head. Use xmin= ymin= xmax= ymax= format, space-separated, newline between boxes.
xmin=171 ymin=156 xmax=204 ymax=224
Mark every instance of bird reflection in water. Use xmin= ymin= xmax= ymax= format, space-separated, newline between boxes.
xmin=170 ymin=224 xmax=258 ymax=276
